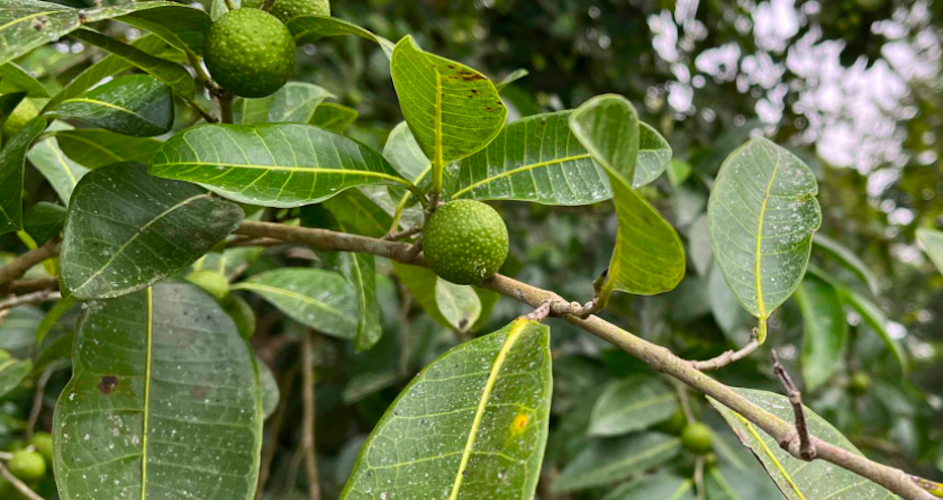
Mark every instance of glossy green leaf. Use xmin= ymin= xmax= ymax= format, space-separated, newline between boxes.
xmin=443 ymin=111 xmax=610 ymax=206
xmin=311 ymin=102 xmax=358 ymax=133
xmin=601 ymin=472 xmax=695 ymax=500
xmin=0 ymin=349 xmax=31 ymax=398
xmin=53 ymin=283 xmax=263 ymax=500
xmin=841 ymin=287 xmax=907 ymax=374
xmin=54 ymin=128 xmax=163 ymax=169
xmin=392 ymin=262 xmax=482 ymax=332
xmin=233 ymin=268 xmax=359 ymax=340
xmin=323 ymin=188 xmax=394 ymax=238
xmin=709 ymin=388 xmax=896 ymax=500
xmin=813 ymin=234 xmax=879 ymax=295
xmin=0 ymin=116 xmax=47 ymax=235
xmin=705 ymin=465 xmax=785 ymax=499
xmin=150 ymin=123 xmax=412 ymax=208
xmin=341 ymin=318 xmax=552 ymax=500
xmin=61 ymin=163 xmax=244 ymax=299
xmin=286 ymin=15 xmax=394 ymax=55
xmin=28 ymin=126 xmax=90 ymax=204
xmin=708 ymin=138 xmax=822 ymax=340
xmin=383 ymin=120 xmax=429 ymax=181
xmin=115 ymin=3 xmax=212 ymax=56
xmin=24 ymin=201 xmax=66 ymax=245
xmin=236 ymin=82 xmax=333 ymax=125
xmin=391 ymin=36 xmax=507 ymax=193
xmin=796 ymin=274 xmax=847 ymax=390
xmin=45 ymin=74 xmax=173 ymax=137
xmin=917 ymin=228 xmax=943 ymax=276
xmin=635 ymin=123 xmax=672 ymax=187
xmin=0 ymin=62 xmax=49 ymax=97
xmin=588 ymin=374 xmax=678 ymax=437
xmin=553 ymin=432 xmax=681 ymax=492
xmin=258 ymin=357 xmax=279 ymax=420
xmin=494 ymin=68 xmax=529 ymax=91
xmin=0 ymin=91 xmax=26 ymax=126
xmin=569 ymin=94 xmax=639 ymax=183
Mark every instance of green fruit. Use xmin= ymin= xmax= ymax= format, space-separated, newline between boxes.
xmin=2 ymin=99 xmax=39 ymax=141
xmin=423 ymin=200 xmax=509 ymax=285
xmin=242 ymin=0 xmax=329 ymax=23
xmin=203 ymin=8 xmax=295 ymax=97
xmin=8 ymin=450 xmax=46 ymax=482
xmin=28 ymin=433 xmax=53 ymax=465
xmin=849 ymin=372 xmax=872 ymax=393
xmin=224 ymin=295 xmax=256 ymax=340
xmin=655 ymin=409 xmax=687 ymax=435
xmin=681 ymin=423 xmax=713 ymax=455
xmin=186 ymin=270 xmax=230 ymax=301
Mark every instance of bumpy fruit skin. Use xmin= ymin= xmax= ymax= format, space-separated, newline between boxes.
xmin=203 ymin=9 xmax=295 ymax=97
xmin=242 ymin=0 xmax=329 ymax=23
xmin=8 ymin=450 xmax=46 ymax=482
xmin=2 ymin=99 xmax=39 ymax=141
xmin=29 ymin=432 xmax=53 ymax=465
xmin=681 ymin=423 xmax=713 ymax=455
xmin=423 ymin=200 xmax=508 ymax=285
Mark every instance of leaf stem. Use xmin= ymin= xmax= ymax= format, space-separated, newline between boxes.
xmin=224 ymin=0 xmax=236 ymax=11
xmin=0 ymin=461 xmax=44 ymax=500
xmin=218 ymin=92 xmax=234 ymax=124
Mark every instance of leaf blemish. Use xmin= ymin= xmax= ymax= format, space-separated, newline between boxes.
xmin=99 ymin=375 xmax=118 ymax=394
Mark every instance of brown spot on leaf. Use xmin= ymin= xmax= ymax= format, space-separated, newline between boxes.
xmin=458 ymin=71 xmax=485 ymax=81
xmin=99 ymin=376 xmax=119 ymax=394
xmin=191 ymin=385 xmax=209 ymax=399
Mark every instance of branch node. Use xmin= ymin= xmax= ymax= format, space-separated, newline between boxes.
xmin=772 ymin=350 xmax=816 ymax=460
xmin=525 ymin=301 xmax=552 ymax=322
xmin=690 ymin=327 xmax=760 ymax=371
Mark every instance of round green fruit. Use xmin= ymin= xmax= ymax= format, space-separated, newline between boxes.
xmin=681 ymin=423 xmax=713 ymax=455
xmin=654 ymin=409 xmax=687 ymax=435
xmin=203 ymin=8 xmax=295 ymax=98
xmin=423 ymin=200 xmax=509 ymax=285
xmin=28 ymin=432 xmax=53 ymax=465
xmin=8 ymin=450 xmax=46 ymax=482
xmin=2 ymin=99 xmax=39 ymax=141
xmin=186 ymin=270 xmax=230 ymax=301
xmin=849 ymin=372 xmax=872 ymax=393
xmin=242 ymin=0 xmax=329 ymax=23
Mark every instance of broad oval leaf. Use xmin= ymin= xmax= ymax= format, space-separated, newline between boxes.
xmin=709 ymin=388 xmax=896 ymax=500
xmin=796 ymin=274 xmax=847 ymax=390
xmin=114 ymin=3 xmax=212 ymax=56
xmin=0 ymin=116 xmax=47 ymax=235
xmin=444 ymin=111 xmax=610 ymax=206
xmin=601 ymin=472 xmax=695 ymax=500
xmin=391 ymin=36 xmax=507 ymax=193
xmin=24 ymin=201 xmax=67 ymax=245
xmin=27 ymin=126 xmax=90 ymax=204
xmin=813 ymin=233 xmax=879 ymax=296
xmin=0 ymin=91 xmax=26 ymax=126
xmin=917 ymin=228 xmax=943 ymax=276
xmin=392 ymin=262 xmax=482 ymax=332
xmin=635 ymin=123 xmax=672 ymax=188
xmin=0 ymin=349 xmax=31 ymax=399
xmin=341 ymin=318 xmax=552 ymax=500
xmin=569 ymin=94 xmax=640 ymax=183
xmin=286 ymin=15 xmax=394 ymax=55
xmin=61 ymin=163 xmax=244 ymax=299
xmin=588 ymin=374 xmax=678 ymax=437
xmin=554 ymin=432 xmax=681 ymax=493
xmin=53 ymin=283 xmax=264 ymax=500
xmin=150 ymin=123 xmax=411 ymax=208
xmin=384 ymin=120 xmax=429 ymax=182
xmin=236 ymin=82 xmax=333 ymax=125
xmin=312 ymin=102 xmax=358 ymax=133
xmin=708 ymin=138 xmax=822 ymax=339
xmin=54 ymin=128 xmax=163 ymax=169
xmin=45 ymin=74 xmax=173 ymax=137
xmin=232 ymin=268 xmax=359 ymax=340
xmin=0 ymin=62 xmax=49 ymax=97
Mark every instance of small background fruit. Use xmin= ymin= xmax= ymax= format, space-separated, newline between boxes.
xmin=242 ymin=0 xmax=329 ymax=23
xmin=8 ymin=450 xmax=46 ymax=482
xmin=681 ymin=423 xmax=713 ymax=455
xmin=187 ymin=270 xmax=230 ymax=301
xmin=654 ymin=409 xmax=687 ymax=435
xmin=29 ymin=432 xmax=53 ymax=465
xmin=423 ymin=200 xmax=509 ymax=285
xmin=203 ymin=8 xmax=295 ymax=97
xmin=2 ymin=99 xmax=39 ymax=141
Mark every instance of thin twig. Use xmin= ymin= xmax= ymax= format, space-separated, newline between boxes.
xmin=302 ymin=331 xmax=321 ymax=500
xmin=691 ymin=328 xmax=761 ymax=371
xmin=694 ymin=457 xmax=706 ymax=500
xmin=0 ymin=239 xmax=59 ymax=293
xmin=384 ymin=224 xmax=423 ymax=241
xmin=0 ymin=461 xmax=44 ymax=500
xmin=672 ymin=379 xmax=695 ymax=423
xmin=224 ymin=0 xmax=235 ymax=10
xmin=9 ymin=277 xmax=58 ymax=294
xmin=217 ymin=91 xmax=234 ymax=124
xmin=26 ymin=361 xmax=63 ymax=439
xmin=0 ymin=290 xmax=61 ymax=312
xmin=525 ymin=301 xmax=552 ymax=322
xmin=771 ymin=350 xmax=816 ymax=460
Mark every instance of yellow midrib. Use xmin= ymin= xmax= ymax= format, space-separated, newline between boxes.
xmin=734 ymin=413 xmax=806 ymax=500
xmin=140 ymin=286 xmax=154 ymax=500
xmin=153 ymin=161 xmax=410 ymax=186
xmin=754 ymin=150 xmax=782 ymax=320
xmin=449 ymin=154 xmax=593 ymax=200
xmin=432 ymin=67 xmax=444 ymax=193
xmin=447 ymin=319 xmax=529 ymax=500
xmin=58 ymin=97 xmax=152 ymax=123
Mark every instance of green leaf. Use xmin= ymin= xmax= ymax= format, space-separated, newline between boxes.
xmin=494 ymin=68 xmax=529 ymax=91
xmin=286 ymin=15 xmax=394 ymax=55
xmin=322 ymin=188 xmax=394 ymax=238
xmin=341 ymin=318 xmax=552 ymax=500
xmin=258 ymin=357 xmax=279 ymax=420
xmin=53 ymin=128 xmax=163 ymax=169
xmin=233 ymin=268 xmax=359 ymax=340
xmin=707 ymin=138 xmax=822 ymax=341
xmin=0 ymin=63 xmax=49 ymax=97
xmin=588 ymin=374 xmax=678 ymax=437
xmin=28 ymin=126 xmax=90 ymax=204
xmin=813 ymin=233 xmax=879 ymax=295
xmin=383 ymin=120 xmax=429 ymax=181
xmin=601 ymin=472 xmax=695 ymax=500
xmin=45 ymin=74 xmax=173 ymax=137
xmin=53 ymin=283 xmax=263 ymax=500
xmin=553 ymin=432 xmax=681 ymax=492
xmin=392 ymin=262 xmax=482 ymax=332
xmin=705 ymin=464 xmax=785 ymax=499
xmin=0 ymin=91 xmax=26 ymax=126
xmin=709 ymin=388 xmax=897 ymax=500
xmin=796 ymin=274 xmax=847 ymax=391
xmin=24 ymin=201 xmax=66 ymax=245
xmin=311 ymin=102 xmax=358 ymax=133
xmin=0 ymin=116 xmax=47 ymax=235
xmin=635 ymin=123 xmax=672 ymax=188
xmin=841 ymin=287 xmax=907 ymax=375
xmin=443 ymin=111 xmax=609 ymax=206
xmin=114 ymin=3 xmax=212 ymax=56
xmin=150 ymin=123 xmax=411 ymax=208
xmin=61 ymin=163 xmax=244 ymax=299
xmin=917 ymin=228 xmax=943 ymax=276
xmin=390 ymin=36 xmax=507 ymax=193
xmin=0 ymin=349 xmax=31 ymax=399
xmin=569 ymin=94 xmax=639 ymax=183
xmin=236 ymin=82 xmax=334 ymax=125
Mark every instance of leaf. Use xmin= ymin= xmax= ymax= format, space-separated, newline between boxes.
xmin=796 ymin=274 xmax=847 ymax=390
xmin=494 ymin=68 xmax=529 ymax=91
xmin=0 ymin=63 xmax=49 ymax=97
xmin=322 ymin=188 xmax=394 ymax=238
xmin=601 ymin=472 xmax=695 ymax=500
xmin=24 ymin=201 xmax=66 ymax=245
xmin=588 ymin=374 xmax=678 ymax=437
xmin=61 ymin=163 xmax=244 ymax=299
xmin=311 ymin=102 xmax=358 ymax=133
xmin=705 ymin=464 xmax=785 ymax=499
xmin=150 ymin=123 xmax=412 ymax=208
xmin=383 ymin=120 xmax=429 ymax=181
xmin=236 ymin=82 xmax=334 ymax=125
xmin=45 ymin=74 xmax=173 ymax=137
xmin=0 ymin=116 xmax=47 ymax=235
xmin=54 ymin=128 xmax=163 ymax=169
xmin=443 ymin=111 xmax=610 ymax=206
xmin=114 ymin=3 xmax=212 ymax=56
xmin=813 ymin=234 xmax=879 ymax=295
xmin=0 ymin=90 xmax=26 ymax=126
xmin=390 ymin=36 xmax=507 ymax=193
xmin=286 ymin=15 xmax=394 ymax=56
xmin=341 ymin=318 xmax=552 ymax=500
xmin=53 ymin=283 xmax=263 ymax=500
xmin=553 ymin=432 xmax=681 ymax=492
xmin=635 ymin=123 xmax=672 ymax=188
xmin=917 ymin=228 xmax=943 ymax=276
xmin=0 ymin=349 xmax=31 ymax=399
xmin=707 ymin=138 xmax=822 ymax=341
xmin=709 ymin=388 xmax=897 ymax=500
xmin=28 ymin=126 xmax=90 ymax=204
xmin=569 ymin=94 xmax=640 ymax=183
xmin=258 ymin=357 xmax=279 ymax=420
xmin=392 ymin=262 xmax=482 ymax=332
xmin=233 ymin=268 xmax=359 ymax=340
xmin=841 ymin=287 xmax=907 ymax=375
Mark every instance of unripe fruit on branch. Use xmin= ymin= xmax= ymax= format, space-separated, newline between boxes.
xmin=423 ymin=200 xmax=509 ymax=286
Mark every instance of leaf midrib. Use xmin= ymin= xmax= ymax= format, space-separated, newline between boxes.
xmin=449 ymin=154 xmax=594 ymax=199
xmin=140 ymin=286 xmax=154 ymax=500
xmin=57 ymin=97 xmax=156 ymax=125
xmin=154 ymin=161 xmax=409 ymax=185
xmin=233 ymin=282 xmax=356 ymax=327
xmin=754 ymin=148 xmax=783 ymax=320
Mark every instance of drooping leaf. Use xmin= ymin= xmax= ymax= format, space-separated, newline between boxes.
xmin=341 ymin=318 xmax=552 ymax=500
xmin=150 ymin=123 xmax=413 ymax=208
xmin=0 ymin=116 xmax=47 ymax=235
xmin=917 ymin=228 xmax=943 ymax=276
xmin=28 ymin=126 xmax=90 ymax=204
xmin=588 ymin=374 xmax=678 ymax=437
xmin=54 ymin=128 xmax=163 ymax=169
xmin=0 ymin=349 xmax=31 ymax=398
xmin=707 ymin=138 xmax=822 ymax=341
xmin=258 ymin=357 xmax=279 ymax=420
xmin=24 ymin=201 xmax=66 ymax=245
xmin=311 ymin=102 xmax=358 ymax=133
xmin=841 ymin=287 xmax=907 ymax=375
xmin=635 ymin=123 xmax=672 ymax=188
xmin=392 ymin=262 xmax=482 ymax=332
xmin=553 ymin=432 xmax=681 ymax=492
xmin=444 ymin=111 xmax=610 ymax=206
xmin=53 ymin=283 xmax=264 ymax=500
xmin=114 ymin=3 xmax=212 ymax=56
xmin=600 ymin=471 xmax=695 ymax=500
xmin=233 ymin=268 xmax=359 ymax=340
xmin=796 ymin=274 xmax=847 ymax=390
xmin=709 ymin=388 xmax=897 ymax=500
xmin=61 ymin=163 xmax=244 ymax=299
xmin=236 ymin=82 xmax=333 ymax=125
xmin=45 ymin=74 xmax=173 ymax=137
xmin=286 ymin=15 xmax=394 ymax=55
xmin=0 ymin=63 xmax=49 ymax=97
xmin=813 ymin=233 xmax=880 ymax=295
xmin=390 ymin=36 xmax=507 ymax=193
xmin=569 ymin=94 xmax=639 ymax=183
